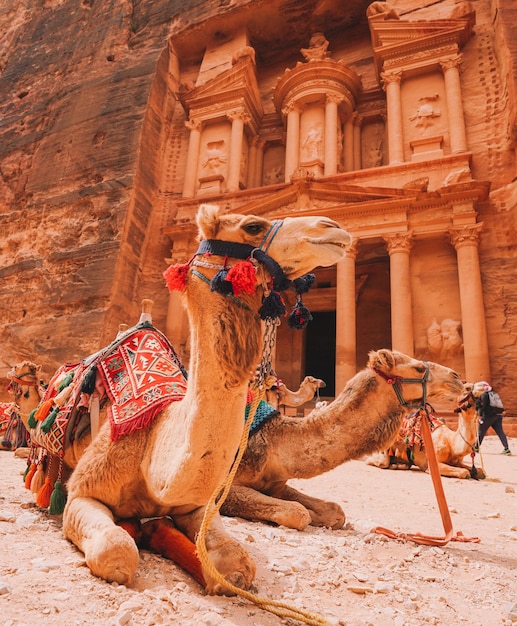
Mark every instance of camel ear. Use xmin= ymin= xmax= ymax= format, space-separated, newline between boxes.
xmin=367 ymin=349 xmax=395 ymax=370
xmin=196 ymin=204 xmax=222 ymax=240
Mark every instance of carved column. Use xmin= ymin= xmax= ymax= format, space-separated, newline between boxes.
xmin=324 ymin=95 xmax=341 ymax=176
xmin=382 ymin=69 xmax=404 ymax=164
xmin=344 ymin=113 xmax=355 ymax=172
xmin=335 ymin=241 xmax=359 ymax=392
xmin=448 ymin=224 xmax=490 ymax=381
xmin=440 ymin=55 xmax=468 ymax=153
xmin=247 ymin=136 xmax=258 ymax=188
xmin=384 ymin=232 xmax=414 ymax=356
xmin=227 ymin=109 xmax=250 ymax=192
xmin=182 ymin=118 xmax=202 ymax=198
xmin=353 ymin=115 xmax=362 ymax=170
xmin=283 ymin=102 xmax=301 ymax=182
xmin=255 ymin=138 xmax=266 ymax=187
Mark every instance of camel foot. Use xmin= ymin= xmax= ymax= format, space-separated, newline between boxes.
xmin=309 ymin=502 xmax=345 ymax=529
xmin=83 ymin=525 xmax=140 ymax=585
xmin=202 ymin=539 xmax=256 ymax=596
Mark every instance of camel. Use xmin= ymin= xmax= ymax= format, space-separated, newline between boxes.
xmin=364 ymin=384 xmax=485 ymax=479
xmin=220 ymin=349 xmax=464 ymax=530
xmin=265 ymin=374 xmax=326 ymax=411
xmin=61 ymin=203 xmax=352 ymax=594
xmin=1 ymin=361 xmax=42 ymax=454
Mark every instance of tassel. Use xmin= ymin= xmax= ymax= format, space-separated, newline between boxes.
xmin=30 ymin=464 xmax=46 ymax=494
xmin=293 ymin=273 xmax=315 ymax=294
xmin=34 ymin=398 xmax=54 ymax=421
xmin=210 ymin=267 xmax=233 ymax=295
xmin=41 ymin=406 xmax=60 ymax=433
xmin=57 ymin=371 xmax=74 ymax=392
xmin=258 ymin=290 xmax=286 ymax=320
xmin=24 ymin=463 xmax=37 ymax=489
xmin=48 ymin=480 xmax=67 ymax=515
xmin=163 ymin=263 xmax=190 ymax=292
xmin=54 ymin=383 xmax=74 ymax=407
xmin=36 ymin=477 xmax=53 ymax=509
xmin=287 ymin=298 xmax=313 ymax=330
xmin=27 ymin=409 xmax=38 ymax=429
xmin=80 ymin=365 xmax=97 ymax=394
xmin=22 ymin=460 xmax=32 ymax=482
xmin=226 ymin=261 xmax=257 ymax=295
xmin=117 ymin=518 xmax=143 ymax=543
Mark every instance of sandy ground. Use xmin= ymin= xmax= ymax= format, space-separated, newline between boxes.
xmin=1 ymin=435 xmax=516 ymax=626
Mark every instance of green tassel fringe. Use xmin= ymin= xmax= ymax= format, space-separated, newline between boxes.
xmin=41 ymin=406 xmax=60 ymax=433
xmin=22 ymin=461 xmax=31 ymax=481
xmin=48 ymin=480 xmax=67 ymax=515
xmin=27 ymin=409 xmax=38 ymax=430
xmin=57 ymin=371 xmax=74 ymax=393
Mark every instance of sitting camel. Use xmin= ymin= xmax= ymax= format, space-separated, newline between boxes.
xmin=61 ymin=204 xmax=352 ymax=594
xmin=265 ymin=374 xmax=326 ymax=411
xmin=1 ymin=361 xmax=42 ymax=455
xmin=220 ymin=349 xmax=464 ymax=530
xmin=364 ymin=384 xmax=485 ymax=479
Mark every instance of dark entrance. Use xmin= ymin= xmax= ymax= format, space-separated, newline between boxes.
xmin=304 ymin=311 xmax=336 ymax=397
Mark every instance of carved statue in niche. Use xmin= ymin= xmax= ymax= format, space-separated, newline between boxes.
xmin=366 ymin=1 xmax=399 ymax=19
xmin=300 ymin=32 xmax=329 ymax=62
xmin=409 ymin=94 xmax=441 ymax=131
xmin=302 ymin=126 xmax=323 ymax=161
xmin=365 ymin=141 xmax=383 ymax=168
xmin=201 ymin=140 xmax=227 ymax=175
xmin=427 ymin=318 xmax=463 ymax=361
xmin=264 ymin=165 xmax=284 ymax=185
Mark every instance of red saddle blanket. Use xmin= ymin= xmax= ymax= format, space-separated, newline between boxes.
xmin=30 ymin=324 xmax=188 ymax=456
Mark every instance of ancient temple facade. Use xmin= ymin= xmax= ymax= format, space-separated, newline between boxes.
xmin=158 ymin=2 xmax=498 ymax=403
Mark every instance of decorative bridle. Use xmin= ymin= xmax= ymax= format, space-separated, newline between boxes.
xmin=7 ymin=370 xmax=40 ymax=400
xmin=372 ymin=364 xmax=430 ymax=409
xmin=163 ymin=219 xmax=315 ymax=330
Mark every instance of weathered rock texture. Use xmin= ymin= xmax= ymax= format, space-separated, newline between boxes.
xmin=1 ymin=0 xmax=517 ymax=420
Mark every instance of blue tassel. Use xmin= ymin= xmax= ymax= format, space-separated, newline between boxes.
xmin=293 ymin=273 xmax=315 ymax=294
xmin=80 ymin=365 xmax=97 ymax=394
xmin=210 ymin=268 xmax=233 ymax=295
xmin=288 ymin=299 xmax=313 ymax=330
xmin=258 ymin=291 xmax=286 ymax=320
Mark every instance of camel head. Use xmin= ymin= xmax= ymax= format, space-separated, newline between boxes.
xmin=7 ymin=361 xmax=42 ymax=399
xmin=195 ymin=204 xmax=352 ymax=280
xmin=367 ymin=349 xmax=464 ymax=406
xmin=302 ymin=375 xmax=326 ymax=390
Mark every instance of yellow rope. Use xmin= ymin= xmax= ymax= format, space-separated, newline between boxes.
xmin=195 ymin=383 xmax=331 ymax=626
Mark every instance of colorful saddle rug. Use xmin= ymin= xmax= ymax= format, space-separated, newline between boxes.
xmin=30 ymin=323 xmax=188 ymax=457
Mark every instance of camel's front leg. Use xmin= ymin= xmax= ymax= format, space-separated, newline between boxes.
xmin=63 ymin=496 xmax=139 ymax=585
xmin=221 ymin=484 xmax=312 ymax=530
xmin=174 ymin=507 xmax=256 ymax=596
xmin=435 ymin=461 xmax=483 ymax=479
xmin=272 ymin=484 xmax=345 ymax=529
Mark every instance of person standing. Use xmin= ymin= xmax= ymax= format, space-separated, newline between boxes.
xmin=473 ymin=381 xmax=511 ymax=455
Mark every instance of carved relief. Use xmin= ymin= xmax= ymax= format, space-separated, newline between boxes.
xmin=302 ymin=125 xmax=323 ymax=161
xmin=427 ymin=318 xmax=463 ymax=360
xmin=201 ymin=140 xmax=227 ymax=175
xmin=300 ymin=33 xmax=329 ymax=62
xmin=409 ymin=94 xmax=441 ymax=131
xmin=264 ymin=165 xmax=284 ymax=185
xmin=366 ymin=2 xmax=399 ymax=20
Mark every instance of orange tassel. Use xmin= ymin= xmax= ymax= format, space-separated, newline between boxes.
xmin=117 ymin=518 xmax=143 ymax=543
xmin=140 ymin=518 xmax=205 ymax=586
xmin=24 ymin=463 xmax=37 ymax=490
xmin=30 ymin=465 xmax=46 ymax=494
xmin=36 ymin=477 xmax=53 ymax=508
xmin=34 ymin=398 xmax=54 ymax=421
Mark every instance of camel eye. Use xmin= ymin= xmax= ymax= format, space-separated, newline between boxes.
xmin=243 ymin=222 xmax=264 ymax=236
xmin=415 ymin=365 xmax=426 ymax=374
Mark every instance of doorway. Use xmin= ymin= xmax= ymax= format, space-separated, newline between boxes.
xmin=304 ymin=311 xmax=336 ymax=397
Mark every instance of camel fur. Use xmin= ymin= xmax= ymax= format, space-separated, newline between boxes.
xmin=61 ymin=204 xmax=352 ymax=594
xmin=265 ymin=374 xmax=326 ymax=411
xmin=220 ymin=349 xmax=464 ymax=530
xmin=364 ymin=384 xmax=485 ymax=479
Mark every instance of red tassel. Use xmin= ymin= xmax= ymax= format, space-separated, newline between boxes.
xmin=163 ymin=264 xmax=189 ymax=292
xmin=34 ymin=398 xmax=54 ymax=421
xmin=117 ymin=518 xmax=143 ymax=543
xmin=141 ymin=518 xmax=205 ymax=587
xmin=226 ymin=261 xmax=257 ymax=295
xmin=36 ymin=477 xmax=53 ymax=508
xmin=24 ymin=463 xmax=37 ymax=489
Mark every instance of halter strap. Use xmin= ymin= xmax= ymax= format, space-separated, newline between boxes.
xmin=8 ymin=374 xmax=40 ymax=387
xmin=373 ymin=364 xmax=430 ymax=409
xmin=259 ymin=220 xmax=284 ymax=254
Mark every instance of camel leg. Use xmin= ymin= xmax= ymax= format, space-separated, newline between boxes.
xmin=221 ymin=484 xmax=312 ymax=530
xmin=173 ymin=507 xmax=256 ymax=596
xmin=63 ymin=496 xmax=140 ymax=585
xmin=271 ymin=484 xmax=345 ymax=529
xmin=435 ymin=461 xmax=483 ymax=479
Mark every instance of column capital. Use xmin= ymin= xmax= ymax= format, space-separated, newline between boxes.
xmin=282 ymin=101 xmax=302 ymax=117
xmin=345 ymin=239 xmax=360 ymax=259
xmin=383 ymin=231 xmax=414 ymax=254
xmin=447 ymin=223 xmax=483 ymax=249
xmin=185 ymin=118 xmax=202 ymax=132
xmin=381 ymin=69 xmax=403 ymax=88
xmin=326 ymin=94 xmax=344 ymax=106
xmin=226 ymin=108 xmax=251 ymax=125
xmin=440 ymin=54 xmax=463 ymax=73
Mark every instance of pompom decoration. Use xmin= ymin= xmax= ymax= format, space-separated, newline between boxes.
xmin=163 ymin=263 xmax=189 ymax=292
xmin=258 ymin=290 xmax=286 ymax=320
xmin=226 ymin=261 xmax=257 ymax=295
xmin=293 ymin=273 xmax=315 ymax=294
xmin=288 ymin=298 xmax=313 ymax=330
xmin=210 ymin=267 xmax=233 ymax=295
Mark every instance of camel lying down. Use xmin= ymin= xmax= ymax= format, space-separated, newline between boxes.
xmin=364 ymin=385 xmax=485 ymax=479
xmin=220 ymin=349 xmax=464 ymax=530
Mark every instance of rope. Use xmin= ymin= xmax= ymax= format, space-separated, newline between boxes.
xmin=195 ymin=385 xmax=330 ymax=626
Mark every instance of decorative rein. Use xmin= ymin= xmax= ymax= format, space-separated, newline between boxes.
xmin=372 ymin=364 xmax=430 ymax=410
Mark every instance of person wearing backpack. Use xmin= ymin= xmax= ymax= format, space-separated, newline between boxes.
xmin=473 ymin=381 xmax=511 ymax=455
